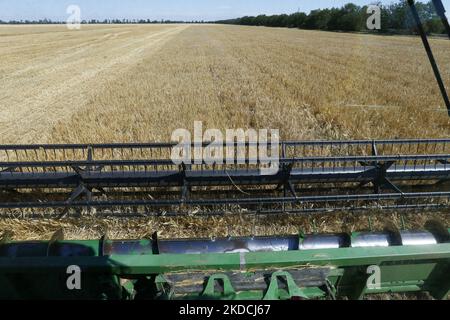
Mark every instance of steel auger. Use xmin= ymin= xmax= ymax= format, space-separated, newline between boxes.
xmin=0 ymin=220 xmax=449 ymax=300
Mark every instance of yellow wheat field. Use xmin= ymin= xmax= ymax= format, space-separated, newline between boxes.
xmin=0 ymin=24 xmax=449 ymax=240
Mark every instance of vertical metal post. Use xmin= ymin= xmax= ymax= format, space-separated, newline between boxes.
xmin=407 ymin=0 xmax=450 ymax=116
xmin=432 ymin=0 xmax=450 ymax=39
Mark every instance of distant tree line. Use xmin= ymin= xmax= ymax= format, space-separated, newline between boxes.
xmin=0 ymin=0 xmax=446 ymax=34
xmin=216 ymin=1 xmax=447 ymax=34
xmin=0 ymin=19 xmax=209 ymax=25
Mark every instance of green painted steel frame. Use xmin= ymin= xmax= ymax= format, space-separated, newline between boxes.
xmin=0 ymin=241 xmax=449 ymax=299
xmin=1 ymin=243 xmax=449 ymax=272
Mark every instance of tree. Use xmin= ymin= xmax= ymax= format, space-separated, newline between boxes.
xmin=254 ymin=15 xmax=268 ymax=26
xmin=287 ymin=12 xmax=307 ymax=28
xmin=327 ymin=4 xmax=364 ymax=31
xmin=304 ymin=9 xmax=332 ymax=30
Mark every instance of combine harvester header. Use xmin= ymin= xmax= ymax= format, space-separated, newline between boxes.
xmin=0 ymin=0 xmax=449 ymax=301
xmin=1 ymin=139 xmax=449 ymax=299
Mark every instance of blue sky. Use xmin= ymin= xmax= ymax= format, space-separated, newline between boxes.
xmin=1 ymin=0 xmax=449 ymax=21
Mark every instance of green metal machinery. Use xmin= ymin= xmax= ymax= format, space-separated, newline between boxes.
xmin=1 ymin=221 xmax=449 ymax=300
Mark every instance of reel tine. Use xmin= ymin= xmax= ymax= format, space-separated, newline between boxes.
xmin=50 ymin=229 xmax=64 ymax=242
xmin=425 ymin=219 xmax=450 ymax=243
xmin=0 ymin=230 xmax=14 ymax=243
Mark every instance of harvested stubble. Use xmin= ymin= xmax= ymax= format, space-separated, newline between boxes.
xmin=0 ymin=24 xmax=449 ymax=240
xmin=0 ymin=212 xmax=448 ymax=241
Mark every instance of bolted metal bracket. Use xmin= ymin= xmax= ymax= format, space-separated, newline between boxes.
xmin=263 ymin=271 xmax=309 ymax=300
xmin=180 ymin=163 xmax=191 ymax=202
xmin=202 ymin=274 xmax=236 ymax=298
xmin=58 ymin=149 xmax=105 ymax=218
xmin=359 ymin=161 xmax=403 ymax=194
xmin=276 ymin=163 xmax=297 ymax=198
